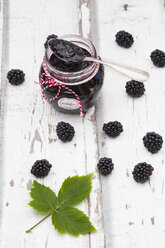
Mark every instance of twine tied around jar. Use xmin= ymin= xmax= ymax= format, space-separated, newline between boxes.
xmin=35 ymin=61 xmax=85 ymax=117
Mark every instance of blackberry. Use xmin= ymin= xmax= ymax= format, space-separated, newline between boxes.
xmin=125 ymin=80 xmax=145 ymax=97
xmin=103 ymin=121 xmax=123 ymax=137
xmin=150 ymin=49 xmax=165 ymax=67
xmin=132 ymin=162 xmax=154 ymax=183
xmin=143 ymin=132 xmax=163 ymax=154
xmin=7 ymin=69 xmax=25 ymax=85
xmin=115 ymin=30 xmax=134 ymax=48
xmin=56 ymin=121 xmax=75 ymax=142
xmin=97 ymin=157 xmax=114 ymax=175
xmin=31 ymin=159 xmax=52 ymax=178
xmin=44 ymin=34 xmax=58 ymax=48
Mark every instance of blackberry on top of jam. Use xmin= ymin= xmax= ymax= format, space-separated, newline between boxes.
xmin=40 ymin=34 xmax=104 ymax=115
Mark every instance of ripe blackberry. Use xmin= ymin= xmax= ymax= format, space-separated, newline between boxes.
xmin=143 ymin=132 xmax=163 ymax=154
xmin=44 ymin=34 xmax=58 ymax=48
xmin=97 ymin=157 xmax=114 ymax=175
xmin=150 ymin=49 xmax=165 ymax=67
xmin=103 ymin=121 xmax=123 ymax=137
xmin=31 ymin=159 xmax=52 ymax=178
xmin=132 ymin=162 xmax=154 ymax=183
xmin=125 ymin=80 xmax=145 ymax=97
xmin=56 ymin=121 xmax=75 ymax=142
xmin=7 ymin=69 xmax=25 ymax=85
xmin=115 ymin=30 xmax=134 ymax=48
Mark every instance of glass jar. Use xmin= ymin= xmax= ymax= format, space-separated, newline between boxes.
xmin=39 ymin=34 xmax=104 ymax=115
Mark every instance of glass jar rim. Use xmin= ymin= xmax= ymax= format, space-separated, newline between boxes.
xmin=44 ymin=34 xmax=100 ymax=86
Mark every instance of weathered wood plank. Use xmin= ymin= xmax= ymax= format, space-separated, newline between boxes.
xmin=0 ymin=0 xmax=4 ymax=227
xmin=0 ymin=0 xmax=105 ymax=247
xmin=78 ymin=1 xmax=105 ymax=247
xmin=93 ymin=0 xmax=165 ymax=247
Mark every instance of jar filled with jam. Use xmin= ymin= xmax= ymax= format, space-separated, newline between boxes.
xmin=39 ymin=34 xmax=104 ymax=115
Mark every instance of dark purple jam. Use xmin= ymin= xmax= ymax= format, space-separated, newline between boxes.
xmin=49 ymin=38 xmax=92 ymax=72
xmin=50 ymin=38 xmax=89 ymax=62
xmin=39 ymin=36 xmax=104 ymax=115
xmin=49 ymin=51 xmax=92 ymax=73
xmin=39 ymin=64 xmax=104 ymax=114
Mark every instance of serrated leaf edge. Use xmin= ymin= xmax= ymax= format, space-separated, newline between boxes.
xmin=28 ymin=180 xmax=58 ymax=214
xmin=51 ymin=206 xmax=97 ymax=237
xmin=27 ymin=174 xmax=97 ymax=236
xmin=58 ymin=173 xmax=93 ymax=207
xmin=28 ymin=201 xmax=51 ymax=214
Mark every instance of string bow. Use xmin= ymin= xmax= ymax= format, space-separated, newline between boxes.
xmin=35 ymin=62 xmax=85 ymax=117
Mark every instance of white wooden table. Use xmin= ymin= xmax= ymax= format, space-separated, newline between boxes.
xmin=1 ymin=0 xmax=165 ymax=247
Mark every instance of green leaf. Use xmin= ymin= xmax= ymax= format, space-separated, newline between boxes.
xmin=29 ymin=180 xmax=58 ymax=214
xmin=27 ymin=175 xmax=96 ymax=236
xmin=58 ymin=173 xmax=93 ymax=207
xmin=52 ymin=206 xmax=96 ymax=236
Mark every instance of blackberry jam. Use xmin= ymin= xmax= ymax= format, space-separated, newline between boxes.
xmin=39 ymin=35 xmax=104 ymax=115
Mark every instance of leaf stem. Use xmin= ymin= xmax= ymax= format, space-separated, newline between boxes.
xmin=26 ymin=212 xmax=52 ymax=233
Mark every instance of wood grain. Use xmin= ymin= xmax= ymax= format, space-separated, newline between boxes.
xmin=93 ymin=0 xmax=165 ymax=247
xmin=0 ymin=0 xmax=4 ymax=228
xmin=78 ymin=1 xmax=105 ymax=247
xmin=1 ymin=0 xmax=165 ymax=247
xmin=0 ymin=0 xmax=105 ymax=247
